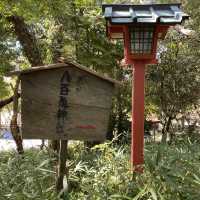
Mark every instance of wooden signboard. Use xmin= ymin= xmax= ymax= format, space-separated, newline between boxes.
xmin=11 ymin=61 xmax=119 ymax=141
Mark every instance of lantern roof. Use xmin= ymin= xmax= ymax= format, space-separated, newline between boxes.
xmin=102 ymin=3 xmax=189 ymax=24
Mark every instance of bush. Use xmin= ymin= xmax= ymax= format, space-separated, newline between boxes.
xmin=0 ymin=149 xmax=58 ymax=200
xmin=0 ymin=138 xmax=200 ymax=199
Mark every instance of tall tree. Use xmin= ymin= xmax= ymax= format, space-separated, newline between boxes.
xmin=146 ymin=31 xmax=200 ymax=143
xmin=7 ymin=15 xmax=43 ymax=66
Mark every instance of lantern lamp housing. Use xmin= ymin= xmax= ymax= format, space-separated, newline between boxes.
xmin=130 ymin=26 xmax=154 ymax=54
xmin=102 ymin=3 xmax=189 ymax=64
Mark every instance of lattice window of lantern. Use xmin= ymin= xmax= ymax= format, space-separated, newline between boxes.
xmin=130 ymin=26 xmax=155 ymax=54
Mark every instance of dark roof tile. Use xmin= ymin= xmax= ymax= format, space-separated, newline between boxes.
xmin=102 ymin=3 xmax=189 ymax=25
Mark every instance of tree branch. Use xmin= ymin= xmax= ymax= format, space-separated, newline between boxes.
xmin=0 ymin=93 xmax=20 ymax=109
xmin=6 ymin=15 xmax=43 ymax=67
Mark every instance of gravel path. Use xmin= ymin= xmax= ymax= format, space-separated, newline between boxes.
xmin=0 ymin=139 xmax=45 ymax=151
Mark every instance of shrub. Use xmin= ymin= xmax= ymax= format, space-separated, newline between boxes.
xmin=0 ymin=138 xmax=200 ymax=199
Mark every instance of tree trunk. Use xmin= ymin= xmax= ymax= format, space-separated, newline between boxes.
xmin=161 ymin=116 xmax=172 ymax=144
xmin=181 ymin=117 xmax=185 ymax=131
xmin=106 ymin=108 xmax=115 ymax=140
xmin=6 ymin=15 xmax=44 ymax=154
xmin=10 ymin=78 xmax=24 ymax=154
xmin=40 ymin=139 xmax=45 ymax=150
xmin=7 ymin=15 xmax=45 ymax=152
xmin=7 ymin=15 xmax=43 ymax=67
xmin=56 ymin=140 xmax=68 ymax=195
xmin=51 ymin=24 xmax=64 ymax=63
xmin=49 ymin=23 xmax=65 ymax=153
xmin=48 ymin=140 xmax=60 ymax=153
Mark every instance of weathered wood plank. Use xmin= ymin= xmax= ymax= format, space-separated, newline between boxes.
xmin=21 ymin=67 xmax=113 ymax=109
xmin=21 ymin=67 xmax=114 ymax=140
xmin=22 ymin=104 xmax=110 ymax=140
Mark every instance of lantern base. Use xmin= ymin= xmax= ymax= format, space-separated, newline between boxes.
xmin=125 ymin=58 xmax=158 ymax=66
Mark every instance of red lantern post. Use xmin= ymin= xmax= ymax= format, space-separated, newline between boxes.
xmin=103 ymin=3 xmax=188 ymax=171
